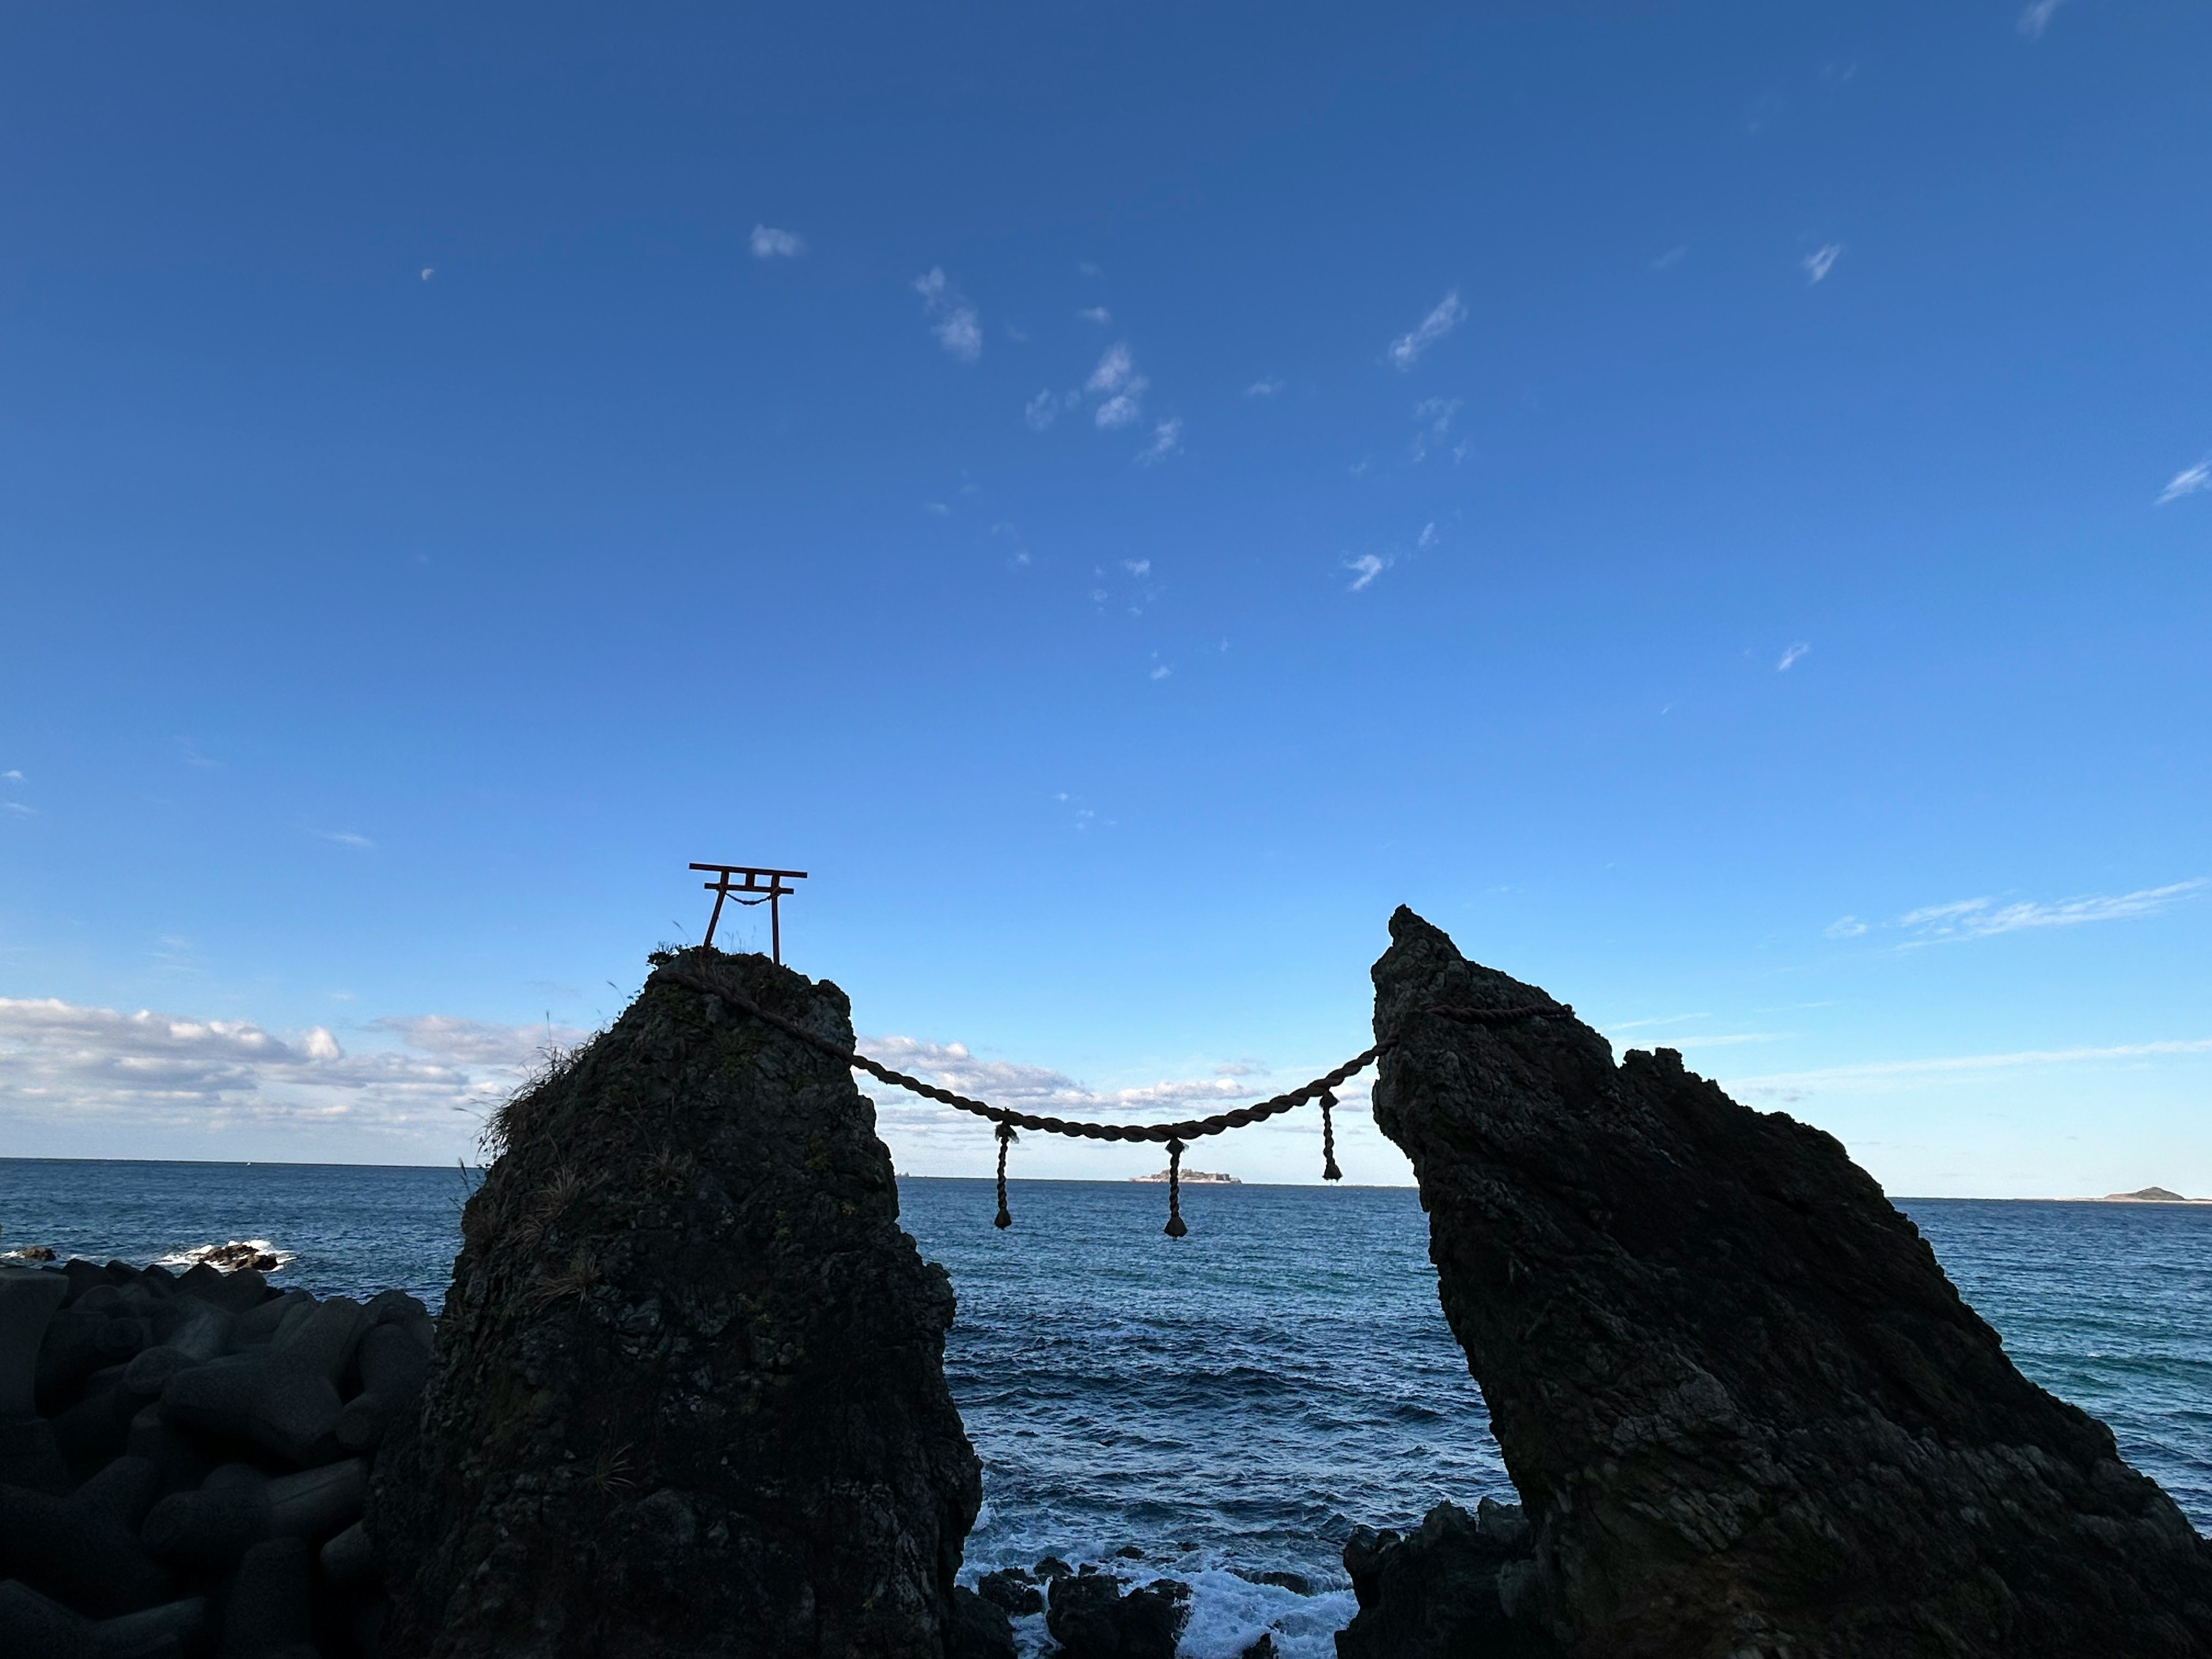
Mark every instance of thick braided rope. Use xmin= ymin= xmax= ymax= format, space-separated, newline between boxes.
xmin=654 ymin=963 xmax=1567 ymax=1143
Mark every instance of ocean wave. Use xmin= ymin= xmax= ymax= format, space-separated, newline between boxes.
xmin=153 ymin=1238 xmax=293 ymax=1274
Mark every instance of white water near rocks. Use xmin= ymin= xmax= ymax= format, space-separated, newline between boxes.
xmin=2 ymin=1159 xmax=2207 ymax=1658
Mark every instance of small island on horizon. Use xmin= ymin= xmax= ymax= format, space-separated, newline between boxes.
xmin=2096 ymin=1186 xmax=2209 ymax=1204
xmin=1131 ymin=1167 xmax=1240 ymax=1184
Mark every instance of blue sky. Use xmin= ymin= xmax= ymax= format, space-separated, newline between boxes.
xmin=2 ymin=1 xmax=2207 ymax=1194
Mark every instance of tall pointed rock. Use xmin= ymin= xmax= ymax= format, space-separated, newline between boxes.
xmin=373 ymin=948 xmax=983 ymax=1658
xmin=1365 ymin=907 xmax=2212 ymax=1658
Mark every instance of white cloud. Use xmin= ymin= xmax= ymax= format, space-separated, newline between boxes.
xmin=318 ymin=830 xmax=374 ymax=850
xmin=1417 ymin=522 xmax=1438 ymax=550
xmin=1825 ymin=915 xmax=1869 ymax=938
xmin=1777 ymin=642 xmax=1810 ymax=671
xmin=1344 ymin=552 xmax=1389 ymax=592
xmin=1411 ymin=396 xmax=1463 ymax=461
xmin=2 ymin=771 xmax=22 ymax=782
xmin=1897 ymin=880 xmax=2205 ymax=943
xmin=3 ymin=803 xmax=33 ymax=819
xmin=912 ymin=267 xmax=982 ymax=362
xmin=1804 ymin=244 xmax=1843 ymax=284
xmin=1387 ymin=290 xmax=1466 ymax=370
xmin=856 ymin=1033 xmax=1263 ymax=1127
xmin=1652 ymin=246 xmax=1688 ymax=271
xmin=749 ymin=224 xmax=806 ymax=259
xmin=0 ymin=996 xmax=584 ymax=1147
xmin=2156 ymin=458 xmax=2211 ymax=506
xmin=1024 ymin=390 xmax=1060 ymax=431
xmin=1086 ymin=343 xmax=1137 ymax=394
xmin=1077 ymin=261 xmax=1103 ymax=278
xmin=1123 ymin=560 xmax=1151 ymax=577
xmin=923 ymin=502 xmax=950 ymax=517
xmin=1096 ymin=395 xmax=1143 ymax=430
xmin=1244 ymin=378 xmax=1285 ymax=397
xmin=1736 ymin=1037 xmax=2212 ymax=1097
xmin=1077 ymin=306 xmax=1112 ymax=324
xmin=419 ymin=268 xmax=434 ymax=282
xmin=1149 ymin=663 xmax=1172 ymax=681
xmin=1137 ymin=418 xmax=1183 ymax=465
xmin=2018 ymin=0 xmax=2066 ymax=40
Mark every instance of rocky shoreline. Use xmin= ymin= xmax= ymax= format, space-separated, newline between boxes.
xmin=6 ymin=915 xmax=2209 ymax=1657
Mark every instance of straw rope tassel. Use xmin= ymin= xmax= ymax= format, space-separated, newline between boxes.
xmin=994 ymin=1122 xmax=1016 ymax=1229
xmin=1319 ymin=1089 xmax=1342 ymax=1182
xmin=1163 ymin=1138 xmax=1189 ymax=1238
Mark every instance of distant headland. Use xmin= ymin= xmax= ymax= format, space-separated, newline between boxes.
xmin=2096 ymin=1186 xmax=2210 ymax=1204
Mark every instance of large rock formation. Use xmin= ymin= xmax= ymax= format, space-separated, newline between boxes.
xmin=373 ymin=947 xmax=984 ymax=1658
xmin=1359 ymin=907 xmax=2212 ymax=1658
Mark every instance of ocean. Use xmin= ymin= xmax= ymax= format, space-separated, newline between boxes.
xmin=2 ymin=1158 xmax=2207 ymax=1659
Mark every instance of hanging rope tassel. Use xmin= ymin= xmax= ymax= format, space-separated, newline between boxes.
xmin=994 ymin=1122 xmax=1017 ymax=1229
xmin=1319 ymin=1089 xmax=1343 ymax=1182
xmin=1163 ymin=1138 xmax=1189 ymax=1238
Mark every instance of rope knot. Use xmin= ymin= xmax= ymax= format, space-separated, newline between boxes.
xmin=994 ymin=1121 xmax=1016 ymax=1229
xmin=1318 ymin=1088 xmax=1342 ymax=1182
xmin=1163 ymin=1137 xmax=1189 ymax=1238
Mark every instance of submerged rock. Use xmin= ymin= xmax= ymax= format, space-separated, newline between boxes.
xmin=374 ymin=946 xmax=982 ymax=1658
xmin=1364 ymin=907 xmax=2212 ymax=1658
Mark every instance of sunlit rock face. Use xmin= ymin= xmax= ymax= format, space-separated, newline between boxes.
xmin=1367 ymin=907 xmax=2212 ymax=1659
xmin=373 ymin=946 xmax=983 ymax=1659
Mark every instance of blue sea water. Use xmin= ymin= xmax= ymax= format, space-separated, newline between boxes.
xmin=2 ymin=1160 xmax=2208 ymax=1658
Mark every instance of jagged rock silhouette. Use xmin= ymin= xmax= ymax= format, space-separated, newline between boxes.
xmin=1355 ymin=907 xmax=2212 ymax=1658
xmin=373 ymin=946 xmax=986 ymax=1659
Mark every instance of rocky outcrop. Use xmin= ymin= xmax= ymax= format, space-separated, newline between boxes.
xmin=1336 ymin=1498 xmax=1546 ymax=1658
xmin=373 ymin=946 xmax=983 ymax=1659
xmin=1364 ymin=907 xmax=2212 ymax=1658
xmin=1043 ymin=1566 xmax=1189 ymax=1659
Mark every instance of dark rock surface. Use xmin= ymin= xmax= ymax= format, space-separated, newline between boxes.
xmin=1043 ymin=1569 xmax=1189 ymax=1659
xmin=2 ymin=1254 xmax=430 ymax=1659
xmin=373 ymin=946 xmax=982 ymax=1659
xmin=1365 ymin=906 xmax=2212 ymax=1657
xmin=1336 ymin=1498 xmax=1547 ymax=1658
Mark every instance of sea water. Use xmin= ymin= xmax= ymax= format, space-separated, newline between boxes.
xmin=2 ymin=1160 xmax=2208 ymax=1658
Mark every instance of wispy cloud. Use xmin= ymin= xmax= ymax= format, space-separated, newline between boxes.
xmin=1736 ymin=1037 xmax=2212 ymax=1100
xmin=1410 ymin=396 xmax=1463 ymax=462
xmin=0 ymin=997 xmax=584 ymax=1143
xmin=1777 ymin=642 xmax=1810 ymax=671
xmin=1387 ymin=291 xmax=1466 ymax=370
xmin=1417 ymin=522 xmax=1438 ymax=550
xmin=1137 ymin=418 xmax=1183 ymax=465
xmin=1077 ymin=306 xmax=1112 ymax=324
xmin=1897 ymin=880 xmax=2205 ymax=943
xmin=176 ymin=740 xmax=222 ymax=770
xmin=317 ymin=830 xmax=374 ymax=850
xmin=2018 ymin=0 xmax=2066 ymax=40
xmin=1123 ymin=560 xmax=1151 ymax=577
xmin=1344 ymin=552 xmax=1389 ymax=592
xmin=749 ymin=225 xmax=806 ymax=259
xmin=912 ymin=267 xmax=982 ymax=362
xmin=1652 ymin=246 xmax=1688 ymax=272
xmin=1088 ymin=343 xmax=1151 ymax=429
xmin=1024 ymin=389 xmax=1070 ymax=431
xmin=2 ymin=771 xmax=22 ymax=782
xmin=1804 ymin=244 xmax=1843 ymax=284
xmin=1825 ymin=916 xmax=1869 ymax=939
xmin=1244 ymin=377 xmax=1285 ymax=397
xmin=855 ymin=1033 xmax=1266 ymax=1134
xmin=3 ymin=803 xmax=33 ymax=819
xmin=2156 ymin=458 xmax=2211 ymax=506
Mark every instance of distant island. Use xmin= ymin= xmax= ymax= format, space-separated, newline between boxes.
xmin=2096 ymin=1187 xmax=2209 ymax=1204
xmin=1132 ymin=1168 xmax=1240 ymax=1184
